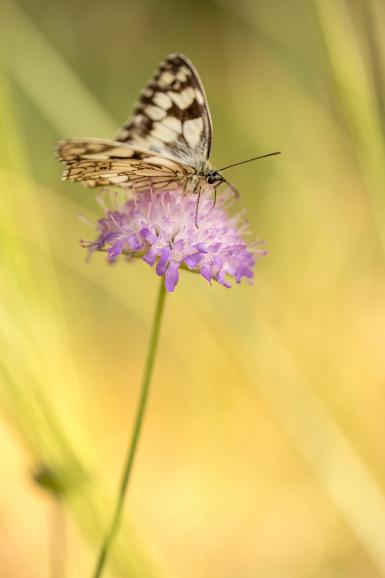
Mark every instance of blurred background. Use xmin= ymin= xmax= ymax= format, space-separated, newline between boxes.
xmin=1 ymin=0 xmax=385 ymax=577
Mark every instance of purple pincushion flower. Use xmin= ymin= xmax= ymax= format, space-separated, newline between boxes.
xmin=84 ymin=188 xmax=266 ymax=292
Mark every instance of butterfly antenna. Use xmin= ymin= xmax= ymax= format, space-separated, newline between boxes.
xmin=219 ymin=151 xmax=281 ymax=172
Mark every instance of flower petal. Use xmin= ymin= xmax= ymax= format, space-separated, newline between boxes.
xmin=165 ymin=261 xmax=180 ymax=292
xmin=86 ymin=187 xmax=262 ymax=291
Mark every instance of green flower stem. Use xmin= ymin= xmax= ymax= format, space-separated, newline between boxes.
xmin=50 ymin=497 xmax=66 ymax=578
xmin=92 ymin=279 xmax=167 ymax=578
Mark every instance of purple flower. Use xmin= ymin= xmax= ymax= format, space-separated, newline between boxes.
xmin=84 ymin=188 xmax=266 ymax=292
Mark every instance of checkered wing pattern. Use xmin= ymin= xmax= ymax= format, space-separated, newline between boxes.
xmin=115 ymin=53 xmax=212 ymax=169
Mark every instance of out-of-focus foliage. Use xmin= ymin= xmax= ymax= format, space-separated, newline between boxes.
xmin=1 ymin=1 xmax=385 ymax=577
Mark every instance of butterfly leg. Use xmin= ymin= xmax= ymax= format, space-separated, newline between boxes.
xmin=182 ymin=179 xmax=189 ymax=194
xmin=210 ymin=183 xmax=220 ymax=211
xmin=194 ymin=186 xmax=202 ymax=228
xmin=226 ymin=180 xmax=239 ymax=199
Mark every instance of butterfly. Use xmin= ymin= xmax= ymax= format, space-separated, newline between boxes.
xmin=56 ymin=53 xmax=279 ymax=220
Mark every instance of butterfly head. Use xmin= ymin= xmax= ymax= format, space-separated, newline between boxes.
xmin=206 ymin=169 xmax=225 ymax=186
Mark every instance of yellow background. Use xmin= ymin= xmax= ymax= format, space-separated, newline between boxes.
xmin=1 ymin=1 xmax=385 ymax=577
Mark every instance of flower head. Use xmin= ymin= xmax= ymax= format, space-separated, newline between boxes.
xmin=84 ymin=188 xmax=265 ymax=292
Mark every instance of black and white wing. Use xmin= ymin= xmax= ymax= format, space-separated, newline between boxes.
xmin=56 ymin=138 xmax=193 ymax=191
xmin=56 ymin=55 xmax=211 ymax=191
xmin=115 ymin=53 xmax=212 ymax=169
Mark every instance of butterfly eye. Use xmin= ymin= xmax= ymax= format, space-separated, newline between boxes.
xmin=207 ymin=171 xmax=225 ymax=185
xmin=207 ymin=172 xmax=218 ymax=184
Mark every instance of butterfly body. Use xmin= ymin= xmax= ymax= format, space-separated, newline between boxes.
xmin=56 ymin=54 xmax=231 ymax=199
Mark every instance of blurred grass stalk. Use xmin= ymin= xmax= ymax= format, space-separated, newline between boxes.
xmin=0 ymin=0 xmax=116 ymax=136
xmin=253 ymin=314 xmax=385 ymax=576
xmin=190 ymin=280 xmax=385 ymax=576
xmin=0 ymin=53 xmax=164 ymax=578
xmin=1 ymin=0 xmax=385 ymax=576
xmin=314 ymin=0 xmax=385 ymax=252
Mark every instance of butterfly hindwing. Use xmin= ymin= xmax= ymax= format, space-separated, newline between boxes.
xmin=115 ymin=53 xmax=212 ymax=169
xmin=56 ymin=138 xmax=193 ymax=190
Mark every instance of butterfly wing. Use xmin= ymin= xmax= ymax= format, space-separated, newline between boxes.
xmin=115 ymin=53 xmax=212 ymax=169
xmin=56 ymin=138 xmax=193 ymax=191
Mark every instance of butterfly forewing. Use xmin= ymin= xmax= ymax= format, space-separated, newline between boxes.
xmin=115 ymin=53 xmax=212 ymax=169
xmin=56 ymin=138 xmax=193 ymax=190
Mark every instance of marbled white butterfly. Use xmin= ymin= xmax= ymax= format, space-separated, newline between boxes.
xmin=56 ymin=53 xmax=279 ymax=217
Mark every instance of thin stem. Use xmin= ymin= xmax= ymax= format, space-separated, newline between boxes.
xmin=50 ymin=498 xmax=66 ymax=578
xmin=91 ymin=279 xmax=167 ymax=578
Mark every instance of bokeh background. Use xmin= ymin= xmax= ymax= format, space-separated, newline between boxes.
xmin=1 ymin=0 xmax=385 ymax=577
